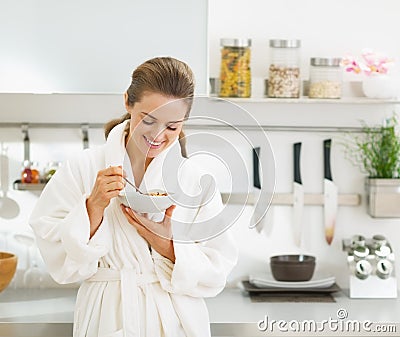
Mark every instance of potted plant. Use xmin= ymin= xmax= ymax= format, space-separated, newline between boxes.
xmin=345 ymin=115 xmax=400 ymax=217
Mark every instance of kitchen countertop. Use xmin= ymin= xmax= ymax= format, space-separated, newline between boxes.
xmin=0 ymin=287 xmax=399 ymax=336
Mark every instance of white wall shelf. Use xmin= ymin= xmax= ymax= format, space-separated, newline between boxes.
xmin=1 ymin=94 xmax=399 ymax=135
xmin=211 ymin=96 xmax=400 ymax=105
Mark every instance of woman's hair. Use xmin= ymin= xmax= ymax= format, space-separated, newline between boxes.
xmin=104 ymin=57 xmax=195 ymax=156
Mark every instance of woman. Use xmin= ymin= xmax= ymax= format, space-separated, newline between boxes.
xmin=30 ymin=57 xmax=238 ymax=337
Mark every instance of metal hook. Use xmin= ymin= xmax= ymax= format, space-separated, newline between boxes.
xmin=81 ymin=123 xmax=89 ymax=149
xmin=21 ymin=123 xmax=30 ymax=162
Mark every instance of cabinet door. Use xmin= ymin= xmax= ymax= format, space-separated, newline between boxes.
xmin=0 ymin=0 xmax=208 ymax=94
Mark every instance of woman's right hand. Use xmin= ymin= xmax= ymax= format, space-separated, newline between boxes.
xmin=86 ymin=166 xmax=125 ymax=238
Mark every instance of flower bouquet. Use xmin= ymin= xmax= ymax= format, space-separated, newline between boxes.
xmin=341 ymin=49 xmax=397 ymax=99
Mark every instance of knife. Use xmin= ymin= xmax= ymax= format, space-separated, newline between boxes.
xmin=324 ymin=139 xmax=338 ymax=245
xmin=293 ymin=142 xmax=304 ymax=247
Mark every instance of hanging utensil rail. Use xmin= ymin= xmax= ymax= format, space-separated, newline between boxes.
xmin=0 ymin=122 xmax=368 ymax=133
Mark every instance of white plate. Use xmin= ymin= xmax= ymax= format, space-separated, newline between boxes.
xmin=119 ymin=188 xmax=174 ymax=213
xmin=249 ymin=271 xmax=336 ymax=289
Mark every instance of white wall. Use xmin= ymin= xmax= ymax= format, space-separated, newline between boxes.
xmin=208 ymin=0 xmax=400 ymax=289
xmin=209 ymin=0 xmax=400 ymax=85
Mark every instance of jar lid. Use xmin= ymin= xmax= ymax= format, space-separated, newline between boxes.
xmin=310 ymin=57 xmax=342 ymax=67
xmin=269 ymin=39 xmax=301 ymax=48
xmin=220 ymin=38 xmax=251 ymax=47
xmin=375 ymin=245 xmax=391 ymax=258
xmin=353 ymin=246 xmax=370 ymax=258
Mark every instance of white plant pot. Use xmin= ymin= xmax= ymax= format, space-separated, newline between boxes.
xmin=362 ymin=75 xmax=398 ymax=99
xmin=365 ymin=178 xmax=400 ymax=218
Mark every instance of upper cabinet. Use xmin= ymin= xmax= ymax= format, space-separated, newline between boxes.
xmin=0 ymin=0 xmax=208 ymax=94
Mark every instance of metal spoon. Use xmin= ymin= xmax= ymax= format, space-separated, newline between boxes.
xmin=122 ymin=176 xmax=145 ymax=195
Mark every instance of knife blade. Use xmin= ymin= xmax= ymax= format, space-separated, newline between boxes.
xmin=324 ymin=139 xmax=338 ymax=245
xmin=293 ymin=142 xmax=304 ymax=247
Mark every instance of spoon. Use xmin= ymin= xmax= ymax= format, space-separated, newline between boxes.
xmin=122 ymin=176 xmax=145 ymax=195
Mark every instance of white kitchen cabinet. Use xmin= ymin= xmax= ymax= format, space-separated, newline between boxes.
xmin=0 ymin=0 xmax=208 ymax=94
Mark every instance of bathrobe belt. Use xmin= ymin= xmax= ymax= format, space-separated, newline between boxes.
xmin=87 ymin=267 xmax=159 ymax=337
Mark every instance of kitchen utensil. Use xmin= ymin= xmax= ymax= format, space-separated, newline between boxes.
xmin=372 ymin=234 xmax=387 ymax=249
xmin=23 ymin=244 xmax=43 ymax=288
xmin=122 ymin=176 xmax=145 ymax=195
xmin=375 ymin=245 xmax=391 ymax=258
xmin=351 ymin=234 xmax=366 ymax=248
xmin=269 ymin=254 xmax=316 ymax=282
xmin=13 ymin=232 xmax=43 ymax=288
xmin=0 ymin=148 xmax=20 ymax=219
xmin=252 ymin=147 xmax=268 ymax=233
xmin=242 ymin=280 xmax=340 ymax=294
xmin=250 ymin=270 xmax=335 ymax=289
xmin=293 ymin=143 xmax=304 ymax=246
xmin=355 ymin=260 xmax=372 ymax=280
xmin=323 ymin=139 xmax=338 ymax=245
xmin=343 ymin=234 xmax=397 ymax=298
xmin=0 ymin=252 xmax=18 ymax=292
xmin=376 ymin=259 xmax=393 ymax=279
xmin=119 ymin=187 xmax=175 ymax=214
xmin=353 ymin=246 xmax=370 ymax=261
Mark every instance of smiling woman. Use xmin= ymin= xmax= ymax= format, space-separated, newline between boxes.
xmin=29 ymin=57 xmax=238 ymax=337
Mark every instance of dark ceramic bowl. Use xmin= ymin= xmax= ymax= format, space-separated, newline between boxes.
xmin=270 ymin=254 xmax=316 ymax=282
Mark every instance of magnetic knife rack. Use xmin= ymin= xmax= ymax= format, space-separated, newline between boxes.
xmin=221 ymin=193 xmax=360 ymax=206
xmin=3 ymin=122 xmax=361 ymax=204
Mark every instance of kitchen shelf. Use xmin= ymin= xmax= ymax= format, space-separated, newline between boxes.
xmin=13 ymin=180 xmax=47 ymax=191
xmin=211 ymin=96 xmax=400 ymax=104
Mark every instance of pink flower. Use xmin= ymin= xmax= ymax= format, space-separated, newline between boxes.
xmin=342 ymin=50 xmax=394 ymax=76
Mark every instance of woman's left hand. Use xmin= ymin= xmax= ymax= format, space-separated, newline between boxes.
xmin=120 ymin=204 xmax=176 ymax=263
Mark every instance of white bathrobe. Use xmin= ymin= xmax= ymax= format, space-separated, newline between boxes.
xmin=29 ymin=121 xmax=238 ymax=337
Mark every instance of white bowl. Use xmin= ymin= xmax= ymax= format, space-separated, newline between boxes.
xmin=119 ymin=189 xmax=174 ymax=213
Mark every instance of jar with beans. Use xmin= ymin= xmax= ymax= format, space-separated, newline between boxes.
xmin=219 ymin=38 xmax=251 ymax=98
xmin=309 ymin=57 xmax=342 ymax=99
xmin=268 ymin=39 xmax=301 ymax=98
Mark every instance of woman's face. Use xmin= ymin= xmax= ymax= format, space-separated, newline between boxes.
xmin=127 ymin=91 xmax=188 ymax=159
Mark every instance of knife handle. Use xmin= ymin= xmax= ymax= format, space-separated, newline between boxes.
xmin=324 ymin=139 xmax=333 ymax=181
xmin=253 ymin=147 xmax=261 ymax=189
xmin=293 ymin=143 xmax=302 ymax=184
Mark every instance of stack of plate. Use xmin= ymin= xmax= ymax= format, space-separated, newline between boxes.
xmin=246 ymin=271 xmax=339 ymax=293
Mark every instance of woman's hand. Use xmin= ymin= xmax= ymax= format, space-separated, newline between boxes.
xmin=120 ymin=204 xmax=176 ymax=262
xmin=86 ymin=166 xmax=125 ymax=238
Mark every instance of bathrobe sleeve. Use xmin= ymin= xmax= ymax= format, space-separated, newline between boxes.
xmin=29 ymin=151 xmax=110 ymax=284
xmin=152 ymin=190 xmax=238 ymax=298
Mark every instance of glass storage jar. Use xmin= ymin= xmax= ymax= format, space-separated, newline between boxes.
xmin=309 ymin=57 xmax=342 ymax=99
xmin=219 ymin=38 xmax=251 ymax=98
xmin=21 ymin=160 xmax=40 ymax=184
xmin=44 ymin=161 xmax=61 ymax=182
xmin=268 ymin=39 xmax=301 ymax=98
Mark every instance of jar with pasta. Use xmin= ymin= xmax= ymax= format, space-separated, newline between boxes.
xmin=268 ymin=39 xmax=301 ymax=98
xmin=219 ymin=38 xmax=251 ymax=98
xmin=309 ymin=57 xmax=342 ymax=99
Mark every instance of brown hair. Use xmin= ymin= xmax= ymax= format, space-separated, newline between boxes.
xmin=104 ymin=57 xmax=195 ymax=156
